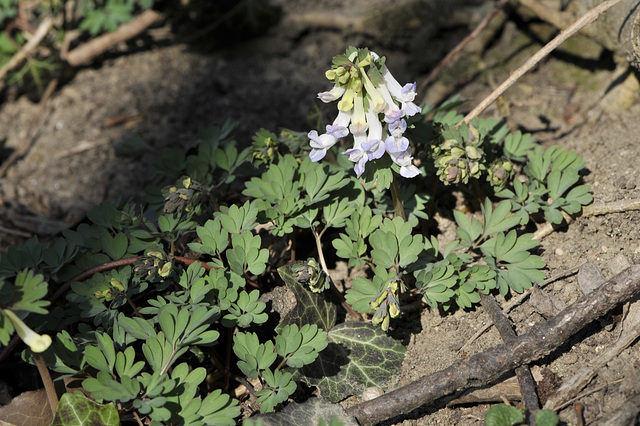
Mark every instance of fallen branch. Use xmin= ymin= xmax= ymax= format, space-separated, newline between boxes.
xmin=480 ymin=294 xmax=540 ymax=418
xmin=346 ymin=265 xmax=640 ymax=425
xmin=418 ymin=0 xmax=508 ymax=92
xmin=65 ymin=10 xmax=163 ymax=66
xmin=0 ymin=16 xmax=53 ymax=84
xmin=534 ymin=198 xmax=640 ymax=241
xmin=459 ymin=0 xmax=624 ymax=126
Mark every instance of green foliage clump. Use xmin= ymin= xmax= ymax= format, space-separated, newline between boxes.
xmin=0 ymin=92 xmax=589 ymax=422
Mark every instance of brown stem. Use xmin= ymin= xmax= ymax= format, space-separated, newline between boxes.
xmin=313 ymin=229 xmax=363 ymax=321
xmin=347 ymin=265 xmax=640 ymax=425
xmin=390 ymin=171 xmax=407 ymax=222
xmin=33 ymin=352 xmax=58 ymax=415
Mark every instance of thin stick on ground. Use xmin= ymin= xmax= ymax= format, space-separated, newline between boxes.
xmin=534 ymin=198 xmax=640 ymax=241
xmin=458 ymin=0 xmax=625 ymax=126
xmin=418 ymin=0 xmax=508 ymax=93
xmin=0 ymin=17 xmax=53 ymax=84
xmin=347 ymin=265 xmax=640 ymax=425
xmin=480 ymin=294 xmax=540 ymax=417
xmin=65 ymin=10 xmax=163 ymax=66
xmin=460 ymin=264 xmax=582 ymax=352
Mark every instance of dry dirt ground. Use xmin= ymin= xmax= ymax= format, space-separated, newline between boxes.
xmin=1 ymin=1 xmax=640 ymax=425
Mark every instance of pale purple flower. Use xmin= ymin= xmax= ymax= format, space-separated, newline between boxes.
xmin=318 ymin=85 xmax=346 ymax=103
xmin=343 ymin=134 xmax=385 ymax=176
xmin=388 ymin=147 xmax=421 ymax=178
xmin=308 ymin=130 xmax=339 ymax=162
xmin=385 ymin=135 xmax=409 ymax=154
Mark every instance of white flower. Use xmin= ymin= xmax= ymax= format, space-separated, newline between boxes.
xmin=385 ymin=135 xmax=409 ymax=154
xmin=343 ymin=133 xmax=385 ymax=176
xmin=388 ymin=148 xmax=421 ymax=178
xmin=349 ymin=91 xmax=368 ymax=134
xmin=2 ymin=309 xmax=52 ymax=353
xmin=317 ymin=85 xmax=346 ymax=103
xmin=308 ymin=130 xmax=339 ymax=162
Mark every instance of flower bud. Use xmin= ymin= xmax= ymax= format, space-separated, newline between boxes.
xmin=465 ymin=146 xmax=481 ymax=160
xmin=2 ymin=309 xmax=52 ymax=353
xmin=450 ymin=147 xmax=465 ymax=158
xmin=110 ymin=278 xmax=125 ymax=292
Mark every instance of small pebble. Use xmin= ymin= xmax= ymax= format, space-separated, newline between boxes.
xmin=361 ymin=387 xmax=384 ymax=401
xmin=578 ymin=263 xmax=605 ymax=295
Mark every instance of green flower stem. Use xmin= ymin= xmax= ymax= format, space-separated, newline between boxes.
xmin=313 ymin=228 xmax=363 ymax=321
xmin=390 ymin=171 xmax=407 ymax=221
xmin=33 ymin=351 xmax=58 ymax=415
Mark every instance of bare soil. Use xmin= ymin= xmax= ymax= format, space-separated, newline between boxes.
xmin=2 ymin=1 xmax=640 ymax=424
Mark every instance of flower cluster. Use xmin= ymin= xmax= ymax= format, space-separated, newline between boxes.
xmin=432 ymin=125 xmax=485 ymax=185
xmin=308 ymin=47 xmax=422 ymax=178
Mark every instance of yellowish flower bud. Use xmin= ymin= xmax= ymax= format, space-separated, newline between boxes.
xmin=2 ymin=309 xmax=52 ymax=353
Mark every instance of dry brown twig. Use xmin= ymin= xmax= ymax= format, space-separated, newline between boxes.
xmin=534 ymin=198 xmax=640 ymax=241
xmin=418 ymin=0 xmax=509 ymax=93
xmin=347 ymin=265 xmax=640 ymax=425
xmin=0 ymin=16 xmax=53 ymax=85
xmin=65 ymin=10 xmax=163 ymax=66
xmin=458 ymin=0 xmax=625 ymax=126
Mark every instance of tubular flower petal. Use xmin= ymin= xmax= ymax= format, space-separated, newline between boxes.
xmin=317 ymin=85 xmax=346 ymax=103
xmin=361 ymin=70 xmax=387 ymax=113
xmin=349 ymin=91 xmax=368 ymax=134
xmin=366 ymin=109 xmax=384 ymax=143
xmin=337 ymin=87 xmax=356 ymax=112
xmin=2 ymin=309 xmax=52 ymax=353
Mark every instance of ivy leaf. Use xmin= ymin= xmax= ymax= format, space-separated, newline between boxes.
xmin=51 ymin=393 xmax=119 ymax=426
xmin=277 ymin=261 xmax=337 ymax=332
xmin=243 ymin=397 xmax=357 ymax=426
xmin=299 ymin=322 xmax=405 ymax=402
